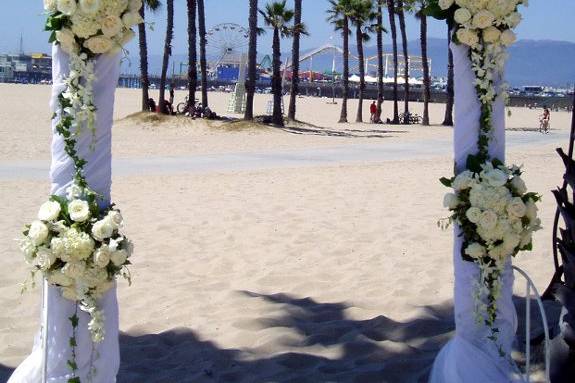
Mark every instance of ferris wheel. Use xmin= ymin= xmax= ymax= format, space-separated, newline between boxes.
xmin=206 ymin=23 xmax=250 ymax=69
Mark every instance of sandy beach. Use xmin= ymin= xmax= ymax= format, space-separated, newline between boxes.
xmin=0 ymin=83 xmax=572 ymax=382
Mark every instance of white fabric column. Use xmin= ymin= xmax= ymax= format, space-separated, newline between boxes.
xmin=8 ymin=45 xmax=121 ymax=383
xmin=429 ymin=43 xmax=522 ymax=383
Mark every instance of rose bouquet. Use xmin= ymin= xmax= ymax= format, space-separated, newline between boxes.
xmin=425 ymin=0 xmax=540 ymax=353
xmin=441 ymin=160 xmax=541 ymax=345
xmin=44 ymin=0 xmax=143 ymax=56
xmin=20 ymin=184 xmax=132 ymax=342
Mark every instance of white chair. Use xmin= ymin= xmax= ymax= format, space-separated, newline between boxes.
xmin=512 ymin=266 xmax=551 ymax=383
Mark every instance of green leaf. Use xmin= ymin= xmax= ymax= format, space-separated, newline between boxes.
xmin=439 ymin=177 xmax=453 ymax=187
xmin=69 ymin=314 xmax=79 ymax=327
xmin=466 ymin=155 xmax=483 ymax=174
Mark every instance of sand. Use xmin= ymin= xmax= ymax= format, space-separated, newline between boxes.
xmin=0 ymin=84 xmax=572 ymax=382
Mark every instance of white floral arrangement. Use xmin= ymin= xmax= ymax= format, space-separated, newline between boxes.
xmin=44 ymin=0 xmax=143 ymax=56
xmin=441 ymin=160 xmax=541 ymax=348
xmin=425 ymin=0 xmax=540 ymax=353
xmin=18 ymin=1 xmax=142 ymax=380
xmin=21 ymin=183 xmax=132 ymax=340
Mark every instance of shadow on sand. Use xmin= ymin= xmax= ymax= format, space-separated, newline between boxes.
xmin=0 ymin=363 xmax=14 ymax=382
xmin=277 ymin=125 xmax=408 ymax=139
xmin=118 ymin=292 xmax=454 ymax=383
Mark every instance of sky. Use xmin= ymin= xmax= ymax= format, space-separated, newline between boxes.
xmin=1 ymin=0 xmax=574 ymax=57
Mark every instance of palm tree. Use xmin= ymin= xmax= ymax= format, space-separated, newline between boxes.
xmin=138 ymin=0 xmax=161 ymax=112
xmin=287 ymin=0 xmax=303 ymax=122
xmin=327 ymin=0 xmax=352 ymax=123
xmin=187 ymin=0 xmax=197 ymax=112
xmin=244 ymin=0 xmax=258 ymax=121
xmin=396 ymin=0 xmax=409 ymax=119
xmin=443 ymin=24 xmax=454 ymax=126
xmin=416 ymin=1 xmax=430 ymax=125
xmin=350 ymin=0 xmax=375 ymax=123
xmin=197 ymin=0 xmax=208 ymax=108
xmin=159 ymin=0 xmax=174 ymax=114
xmin=375 ymin=0 xmax=386 ymax=123
xmin=386 ymin=0 xmax=399 ymax=124
xmin=260 ymin=1 xmax=295 ymax=126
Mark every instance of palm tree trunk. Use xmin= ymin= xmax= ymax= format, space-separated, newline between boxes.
xmin=387 ymin=0 xmax=399 ymax=124
xmin=397 ymin=0 xmax=409 ymax=119
xmin=272 ymin=27 xmax=283 ymax=126
xmin=355 ymin=23 xmax=365 ymax=123
xmin=159 ymin=0 xmax=174 ymax=114
xmin=187 ymin=0 xmax=197 ymax=111
xmin=420 ymin=10 xmax=430 ymax=126
xmin=397 ymin=0 xmax=409 ymax=118
xmin=287 ymin=0 xmax=302 ymax=121
xmin=443 ymin=25 xmax=454 ymax=126
xmin=376 ymin=1 xmax=384 ymax=123
xmin=197 ymin=0 xmax=208 ymax=108
xmin=339 ymin=15 xmax=349 ymax=123
xmin=138 ymin=5 xmax=150 ymax=112
xmin=244 ymin=0 xmax=258 ymax=120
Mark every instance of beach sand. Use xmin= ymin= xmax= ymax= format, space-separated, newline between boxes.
xmin=0 ymin=84 xmax=572 ymax=382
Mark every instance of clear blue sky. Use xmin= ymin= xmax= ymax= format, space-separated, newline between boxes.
xmin=1 ymin=0 xmax=574 ymax=56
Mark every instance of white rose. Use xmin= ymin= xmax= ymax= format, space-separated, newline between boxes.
xmin=79 ymin=0 xmax=101 ymax=14
xmin=465 ymin=207 xmax=482 ymax=224
xmin=507 ymin=197 xmax=527 ymax=218
xmin=472 ymin=10 xmax=496 ymax=29
xmin=92 ymin=217 xmax=115 ymax=241
xmin=129 ymin=0 xmax=143 ymax=11
xmin=93 ymin=245 xmax=111 ymax=268
xmin=510 ymin=176 xmax=527 ymax=194
xmin=110 ymin=249 xmax=128 ymax=267
xmin=44 ymin=0 xmax=57 ymax=11
xmin=100 ymin=15 xmax=123 ymax=37
xmin=465 ymin=242 xmax=486 ymax=259
xmin=479 ymin=210 xmax=498 ymax=231
xmin=456 ymin=28 xmax=479 ymax=47
xmin=483 ymin=169 xmax=508 ymax=187
xmin=55 ymin=28 xmax=79 ymax=55
xmin=438 ymin=0 xmax=454 ymax=10
xmin=29 ymin=220 xmax=49 ymax=246
xmin=519 ymin=230 xmax=533 ymax=248
xmin=20 ymin=237 xmax=37 ymax=264
xmin=38 ymin=200 xmax=61 ymax=221
xmin=71 ymin=13 xmax=100 ymax=39
xmin=66 ymin=184 xmax=84 ymax=201
xmin=83 ymin=35 xmax=114 ymax=54
xmin=61 ymin=286 xmax=78 ymax=301
xmin=443 ymin=193 xmax=459 ymax=209
xmin=68 ymin=200 xmax=91 ymax=222
xmin=107 ymin=210 xmax=123 ymax=229
xmin=82 ymin=267 xmax=109 ymax=288
xmin=525 ymin=200 xmax=538 ymax=221
xmin=122 ymin=11 xmax=144 ymax=28
xmin=62 ymin=261 xmax=86 ymax=279
xmin=48 ymin=270 xmax=74 ymax=287
xmin=453 ymin=170 xmax=475 ymax=191
xmin=483 ymin=26 xmax=501 ymax=43
xmin=500 ymin=29 xmax=517 ymax=46
xmin=50 ymin=237 xmax=66 ymax=259
xmin=505 ymin=12 xmax=522 ymax=28
xmin=488 ymin=244 xmax=508 ymax=261
xmin=57 ymin=0 xmax=77 ymax=15
xmin=35 ymin=247 xmax=56 ymax=271
xmin=454 ymin=8 xmax=472 ymax=25
xmin=503 ymin=232 xmax=520 ymax=252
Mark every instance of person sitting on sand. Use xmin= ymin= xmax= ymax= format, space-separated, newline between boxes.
xmin=370 ymin=101 xmax=377 ymax=123
xmin=147 ymin=98 xmax=156 ymax=112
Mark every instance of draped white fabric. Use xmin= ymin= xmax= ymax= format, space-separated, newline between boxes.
xmin=429 ymin=43 xmax=523 ymax=383
xmin=8 ymin=46 xmax=121 ymax=383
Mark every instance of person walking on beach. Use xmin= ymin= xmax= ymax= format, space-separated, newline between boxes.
xmin=540 ymin=106 xmax=550 ymax=133
xmin=370 ymin=101 xmax=377 ymax=123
